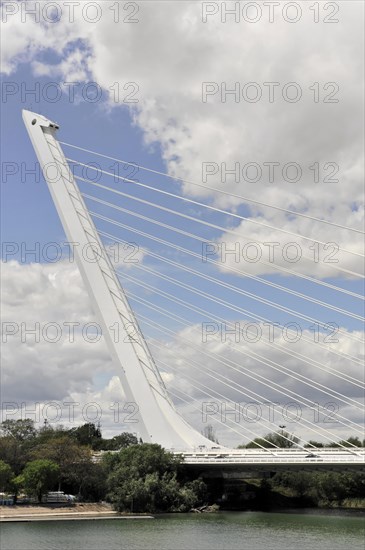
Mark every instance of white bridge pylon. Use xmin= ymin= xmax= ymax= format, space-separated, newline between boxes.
xmin=23 ymin=109 xmax=213 ymax=451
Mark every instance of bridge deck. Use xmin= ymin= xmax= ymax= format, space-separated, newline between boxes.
xmin=176 ymin=448 xmax=365 ymax=471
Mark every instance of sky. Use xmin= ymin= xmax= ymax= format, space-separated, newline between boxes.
xmin=0 ymin=1 xmax=364 ymax=448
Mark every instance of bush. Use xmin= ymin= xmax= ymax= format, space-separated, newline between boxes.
xmin=106 ymin=444 xmax=206 ymax=513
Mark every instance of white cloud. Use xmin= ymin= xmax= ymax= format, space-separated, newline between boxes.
xmin=213 ymin=216 xmax=364 ymax=278
xmin=151 ymin=322 xmax=364 ymax=446
xmin=0 ymin=2 xmax=87 ymax=74
xmin=1 ymin=260 xmax=112 ymax=403
xmin=2 ymin=1 xmax=363 ymax=278
xmin=3 ymin=259 xmax=362 ymax=446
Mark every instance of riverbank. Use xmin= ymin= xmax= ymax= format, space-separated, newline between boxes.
xmin=224 ymin=478 xmax=365 ymax=512
xmin=0 ymin=503 xmax=154 ymax=522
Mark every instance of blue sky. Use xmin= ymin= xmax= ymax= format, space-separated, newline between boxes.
xmin=1 ymin=64 xmax=150 ymax=245
xmin=1 ymin=62 xmax=363 ymax=332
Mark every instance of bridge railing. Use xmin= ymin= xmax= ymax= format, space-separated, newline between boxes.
xmin=176 ymin=448 xmax=365 ymax=463
xmin=181 ymin=456 xmax=365 ymax=464
xmin=179 ymin=448 xmax=365 ymax=456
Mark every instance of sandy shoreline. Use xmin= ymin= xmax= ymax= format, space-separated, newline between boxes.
xmin=0 ymin=504 xmax=154 ymax=522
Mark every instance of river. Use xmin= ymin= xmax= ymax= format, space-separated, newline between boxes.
xmin=1 ymin=510 xmax=364 ymax=550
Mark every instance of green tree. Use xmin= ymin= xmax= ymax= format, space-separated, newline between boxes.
xmin=71 ymin=461 xmax=107 ymax=502
xmin=338 ymin=437 xmax=363 ymax=448
xmin=31 ymin=436 xmax=91 ymax=492
xmin=99 ymin=432 xmax=138 ymax=451
xmin=310 ymin=472 xmax=349 ymax=503
xmin=324 ymin=436 xmax=364 ymax=448
xmin=35 ymin=423 xmax=69 ymax=445
xmin=105 ymin=444 xmax=206 ymax=513
xmin=272 ymin=471 xmax=314 ymax=498
xmin=239 ymin=430 xmax=300 ymax=449
xmin=21 ymin=459 xmax=59 ymax=503
xmin=0 ymin=460 xmax=14 ymax=492
xmin=1 ymin=419 xmax=36 ymax=441
xmin=0 ymin=419 xmax=38 ymax=475
xmin=69 ymin=423 xmax=102 ymax=448
xmin=304 ymin=440 xmax=324 ymax=448
xmin=270 ymin=471 xmax=365 ymax=506
xmin=0 ymin=436 xmax=23 ymax=474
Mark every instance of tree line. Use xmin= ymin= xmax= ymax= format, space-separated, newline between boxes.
xmin=0 ymin=419 xmax=207 ymax=511
xmin=237 ymin=429 xmax=365 ymax=449
xmin=0 ymin=420 xmax=364 ymax=512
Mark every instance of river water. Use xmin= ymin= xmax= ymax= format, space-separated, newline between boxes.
xmin=1 ymin=510 xmax=364 ymax=550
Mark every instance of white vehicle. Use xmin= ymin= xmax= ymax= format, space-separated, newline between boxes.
xmin=43 ymin=491 xmax=76 ymax=504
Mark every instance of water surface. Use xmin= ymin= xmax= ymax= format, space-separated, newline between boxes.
xmin=1 ymin=510 xmax=364 ymax=550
